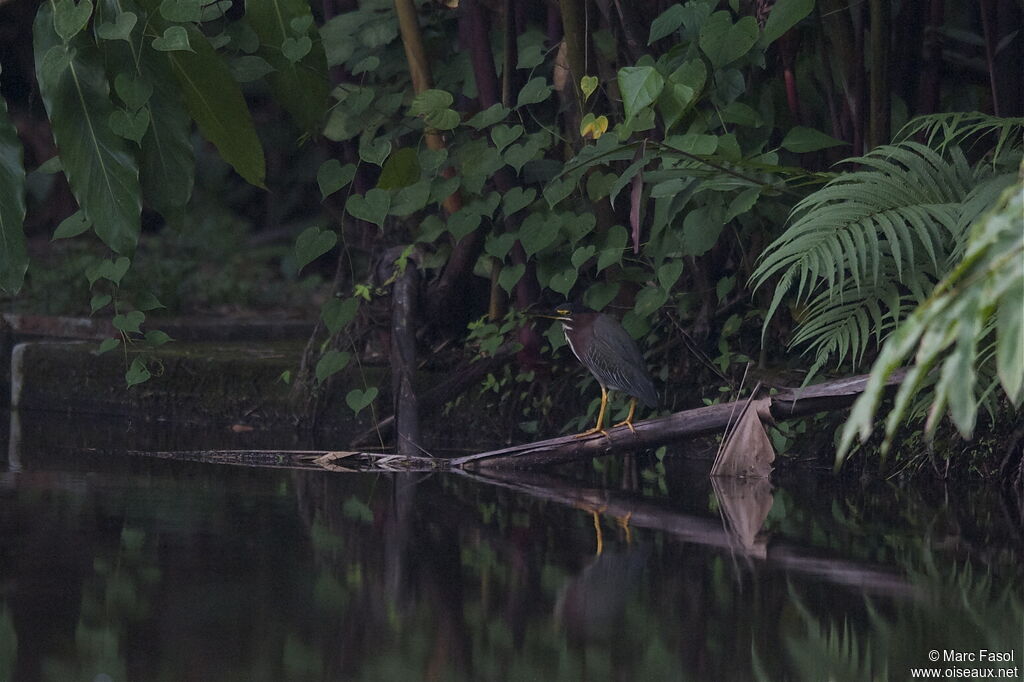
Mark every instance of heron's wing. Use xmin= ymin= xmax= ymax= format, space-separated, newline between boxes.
xmin=585 ymin=316 xmax=658 ymax=407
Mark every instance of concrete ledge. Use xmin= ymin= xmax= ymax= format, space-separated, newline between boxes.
xmin=9 ymin=340 xmax=385 ymax=431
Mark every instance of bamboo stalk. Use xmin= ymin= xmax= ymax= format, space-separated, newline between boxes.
xmin=868 ymin=0 xmax=890 ymax=148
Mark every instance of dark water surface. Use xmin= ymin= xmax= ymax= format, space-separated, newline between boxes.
xmin=1 ymin=413 xmax=1022 ymax=681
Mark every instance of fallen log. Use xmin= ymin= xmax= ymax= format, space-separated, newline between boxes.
xmin=451 ymin=370 xmax=905 ymax=469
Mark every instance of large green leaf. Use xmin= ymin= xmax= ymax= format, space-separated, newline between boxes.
xmin=0 ymin=93 xmax=28 ymax=293
xmin=617 ymin=66 xmax=664 ymax=121
xmin=763 ymin=0 xmax=815 ymax=44
xmin=135 ymin=0 xmax=265 ymax=187
xmin=699 ymin=12 xmax=759 ymax=68
xmin=95 ymin=0 xmax=194 ymax=219
xmin=34 ymin=2 xmax=141 ymax=254
xmin=245 ymin=0 xmax=328 ymax=134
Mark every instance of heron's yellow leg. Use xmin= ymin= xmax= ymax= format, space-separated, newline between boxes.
xmin=613 ymin=397 xmax=639 ymax=433
xmin=576 ymin=385 xmax=610 ymax=438
xmin=616 ymin=511 xmax=633 ymax=544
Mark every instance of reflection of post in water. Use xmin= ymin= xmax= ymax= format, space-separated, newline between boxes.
xmin=292 ymin=472 xmax=473 ymax=679
xmin=710 ymin=476 xmax=774 ymax=558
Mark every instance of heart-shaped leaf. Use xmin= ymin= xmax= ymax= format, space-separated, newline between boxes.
xmin=447 ymin=208 xmax=483 ymax=240
xmin=113 ymin=310 xmax=145 ymax=334
xmin=152 ymin=26 xmax=193 ymax=52
xmin=763 ymin=0 xmax=815 ymax=44
xmin=294 ymin=226 xmax=337 ymax=271
xmin=580 ymin=75 xmax=598 ymax=101
xmin=377 ymin=147 xmax=420 ymax=189
xmin=95 ymin=11 xmax=136 ymax=41
xmin=108 ymin=108 xmax=150 ymax=145
xmin=485 ymin=232 xmax=517 ymax=260
xmin=352 ymin=56 xmax=380 ymax=75
xmin=549 ymin=267 xmax=577 ymax=296
xmin=491 ymin=124 xmax=524 ymax=152
xmin=682 ymin=205 xmax=724 ymax=256
xmin=649 ymin=5 xmax=685 ymax=43
xmin=159 ymin=0 xmax=201 ymax=22
xmin=543 ymin=178 xmax=575 ymax=207
xmin=429 ymin=176 xmax=460 ymax=204
xmin=114 ymin=73 xmax=152 ymax=110
xmin=289 ymin=15 xmax=313 ymax=35
xmin=417 ymin=215 xmax=446 ymax=243
xmin=321 ymin=296 xmax=360 ymax=334
xmin=516 ymin=77 xmax=552 ymax=107
xmin=423 ymin=107 xmax=459 ymax=130
xmin=144 ymin=330 xmax=173 ymax=346
xmin=359 ymin=136 xmax=391 ymax=166
xmin=53 ymin=0 xmax=93 ymax=42
xmin=315 ymin=350 xmax=352 ymax=383
xmin=596 ymin=225 xmax=628 ymax=272
xmin=586 ymin=172 xmax=616 ymax=201
xmin=466 ymin=103 xmax=509 ymax=129
xmin=317 ymin=160 xmax=356 ymax=199
xmin=618 ymin=66 xmax=664 ymax=120
xmin=418 ymin=148 xmax=448 ymax=173
xmin=502 ymin=187 xmax=536 ymax=217
xmin=503 ymin=142 xmax=538 ymax=174
xmin=345 ymin=189 xmax=391 ymax=227
xmin=96 ymin=337 xmax=120 ymax=355
xmin=519 ymin=213 xmax=558 ymax=256
xmin=53 ymin=210 xmax=92 ymax=240
xmin=134 ymin=291 xmax=165 ymax=311
xmin=563 ymin=212 xmax=597 ymax=244
xmin=389 ymin=180 xmax=431 ymax=216
xmin=571 ymin=245 xmax=596 ymax=269
xmin=346 ymin=387 xmax=378 ymax=414
xmin=409 ymin=89 xmax=454 ymax=116
xmin=90 ymin=293 xmax=111 ymax=313
xmin=634 ymin=286 xmax=668 ymax=317
xmin=580 ymin=114 xmax=609 ymax=140
xmin=468 ymin=191 xmax=501 ymax=218
xmin=282 ymin=36 xmax=312 ymax=63
xmin=583 ymin=281 xmax=620 ymax=311
xmin=498 ymin=263 xmax=525 ymax=293
xmin=125 ymin=357 xmax=151 ymax=387
xmin=92 ymin=256 xmax=131 ymax=285
xmin=657 ymin=260 xmax=684 ymax=290
xmin=699 ymin=12 xmax=759 ymax=67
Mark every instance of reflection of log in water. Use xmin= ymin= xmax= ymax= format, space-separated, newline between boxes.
xmin=459 ymin=469 xmax=916 ymax=598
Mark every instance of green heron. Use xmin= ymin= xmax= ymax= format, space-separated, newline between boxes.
xmin=552 ymin=304 xmax=657 ymax=436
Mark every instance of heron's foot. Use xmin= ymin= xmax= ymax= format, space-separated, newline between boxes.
xmin=616 ymin=511 xmax=633 ymax=544
xmin=612 ymin=418 xmax=638 ymax=434
xmin=575 ymin=426 xmax=610 ymax=439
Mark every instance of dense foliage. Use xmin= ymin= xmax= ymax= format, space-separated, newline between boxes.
xmin=0 ymin=0 xmax=1020 ymax=468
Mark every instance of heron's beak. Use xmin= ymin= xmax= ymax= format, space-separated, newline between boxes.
xmin=527 ymin=307 xmax=572 ymax=321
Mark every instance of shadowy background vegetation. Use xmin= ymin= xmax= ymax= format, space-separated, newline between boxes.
xmin=0 ymin=0 xmax=1020 ymax=474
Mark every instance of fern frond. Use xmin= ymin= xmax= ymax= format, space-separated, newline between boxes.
xmin=791 ymin=274 xmax=919 ymax=372
xmin=838 ymin=170 xmax=1024 ymax=461
xmin=752 ymin=141 xmax=965 ymax=345
xmin=894 ymin=112 xmax=1024 ymax=163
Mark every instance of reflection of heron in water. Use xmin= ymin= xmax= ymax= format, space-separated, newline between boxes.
xmin=554 ymin=545 xmax=649 ymax=645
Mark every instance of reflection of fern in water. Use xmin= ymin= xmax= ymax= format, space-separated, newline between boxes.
xmin=754 ymin=550 xmax=1023 ymax=681
xmin=752 ymin=113 xmax=1023 ymax=379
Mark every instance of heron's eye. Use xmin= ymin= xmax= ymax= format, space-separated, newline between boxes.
xmin=556 ymin=309 xmax=570 ymax=315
